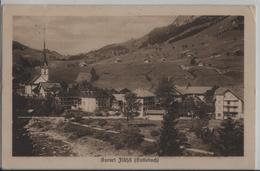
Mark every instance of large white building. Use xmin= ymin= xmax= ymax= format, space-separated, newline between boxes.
xmin=214 ymin=87 xmax=243 ymax=120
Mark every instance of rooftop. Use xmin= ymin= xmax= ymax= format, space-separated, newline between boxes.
xmin=214 ymin=86 xmax=244 ymax=101
xmin=133 ymin=88 xmax=155 ymax=97
xmin=174 ymin=85 xmax=212 ymax=95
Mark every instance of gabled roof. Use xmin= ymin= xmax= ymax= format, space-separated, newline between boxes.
xmin=133 ymin=88 xmax=155 ymax=97
xmin=40 ymin=82 xmax=61 ymax=91
xmin=174 ymin=85 xmax=212 ymax=95
xmin=113 ymin=94 xmax=126 ymax=102
xmin=214 ymin=86 xmax=244 ymax=101
xmin=29 ymin=75 xmax=48 ymax=84
xmin=32 ymin=82 xmax=62 ymax=94
xmin=119 ymin=88 xmax=131 ymax=94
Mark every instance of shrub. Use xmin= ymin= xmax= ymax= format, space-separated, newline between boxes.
xmin=93 ymin=132 xmax=105 ymax=139
xmin=142 ymin=142 xmax=159 ymax=155
xmin=95 ymin=112 xmax=103 ymax=116
xmin=97 ymin=120 xmax=107 ymax=127
xmin=122 ymin=126 xmax=144 ymax=148
xmin=73 ymin=116 xmax=83 ymax=122
xmin=150 ymin=130 xmax=160 ymax=137
xmin=114 ymin=122 xmax=123 ymax=130
xmin=114 ymin=112 xmax=122 ymax=116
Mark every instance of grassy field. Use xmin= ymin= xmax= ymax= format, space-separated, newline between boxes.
xmin=24 ymin=117 xmax=224 ymax=156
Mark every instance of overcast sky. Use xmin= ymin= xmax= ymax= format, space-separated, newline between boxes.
xmin=13 ymin=16 xmax=175 ymax=55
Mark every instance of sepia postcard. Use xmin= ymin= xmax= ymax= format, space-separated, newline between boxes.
xmin=1 ymin=5 xmax=256 ymax=170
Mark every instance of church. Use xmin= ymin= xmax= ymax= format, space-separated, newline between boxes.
xmin=24 ymin=37 xmax=61 ymax=97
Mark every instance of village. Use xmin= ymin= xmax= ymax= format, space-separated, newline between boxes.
xmin=16 ymin=48 xmax=244 ymax=121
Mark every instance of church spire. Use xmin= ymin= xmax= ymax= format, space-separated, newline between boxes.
xmin=43 ymin=24 xmax=48 ymax=66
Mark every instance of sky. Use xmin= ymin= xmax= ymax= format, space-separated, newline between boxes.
xmin=13 ymin=16 xmax=175 ymax=55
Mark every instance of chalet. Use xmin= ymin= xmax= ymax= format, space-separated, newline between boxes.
xmin=144 ymin=59 xmax=151 ymax=64
xmin=160 ymin=58 xmax=167 ymax=62
xmin=214 ymin=87 xmax=243 ymax=120
xmin=112 ymin=93 xmax=126 ymax=111
xmin=114 ymin=58 xmax=122 ymax=63
xmin=197 ymin=61 xmax=204 ymax=67
xmin=133 ymin=88 xmax=156 ymax=117
xmin=79 ymin=61 xmax=88 ymax=67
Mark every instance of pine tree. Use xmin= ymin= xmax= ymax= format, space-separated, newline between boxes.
xmin=124 ymin=92 xmax=140 ymax=121
xmin=156 ymin=77 xmax=183 ymax=156
xmin=213 ymin=117 xmax=244 ymax=156
xmin=90 ymin=67 xmax=99 ymax=83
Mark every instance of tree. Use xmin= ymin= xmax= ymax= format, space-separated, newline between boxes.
xmin=60 ymin=81 xmax=68 ymax=93
xmin=90 ymin=67 xmax=99 ymax=83
xmin=204 ymin=85 xmax=219 ymax=104
xmin=156 ymin=77 xmax=184 ymax=156
xmin=124 ymin=92 xmax=140 ymax=121
xmin=212 ymin=118 xmax=244 ymax=156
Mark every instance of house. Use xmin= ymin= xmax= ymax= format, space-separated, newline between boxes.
xmin=133 ymin=88 xmax=156 ymax=117
xmin=197 ymin=61 xmax=204 ymax=67
xmin=112 ymin=93 xmax=126 ymax=111
xmin=77 ymin=89 xmax=112 ymax=113
xmin=160 ymin=58 xmax=167 ymax=62
xmin=78 ymin=97 xmax=97 ymax=112
xmin=214 ymin=87 xmax=243 ymax=120
xmin=114 ymin=58 xmax=122 ymax=63
xmin=33 ymin=82 xmax=62 ymax=97
xmin=79 ymin=61 xmax=88 ymax=67
xmin=174 ymin=85 xmax=212 ymax=101
xmin=144 ymin=59 xmax=151 ymax=63
xmin=58 ymin=96 xmax=80 ymax=110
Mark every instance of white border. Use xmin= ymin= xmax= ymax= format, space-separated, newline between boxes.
xmin=1 ymin=0 xmax=259 ymax=169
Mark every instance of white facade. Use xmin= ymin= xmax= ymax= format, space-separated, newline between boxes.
xmin=215 ymin=90 xmax=243 ymax=120
xmin=24 ymin=65 xmax=48 ymax=96
xmin=40 ymin=67 xmax=49 ymax=81
xmin=24 ymin=84 xmax=37 ymax=96
xmin=79 ymin=97 xmax=97 ymax=112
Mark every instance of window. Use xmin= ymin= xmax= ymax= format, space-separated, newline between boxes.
xmin=217 ymin=113 xmax=221 ymax=117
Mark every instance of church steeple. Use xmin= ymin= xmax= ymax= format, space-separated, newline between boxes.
xmin=41 ymin=24 xmax=49 ymax=82
xmin=43 ymin=25 xmax=48 ymax=67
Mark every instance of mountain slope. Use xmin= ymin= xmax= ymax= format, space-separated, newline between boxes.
xmin=13 ymin=15 xmax=244 ymax=90
xmin=89 ymin=15 xmax=244 ymax=90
